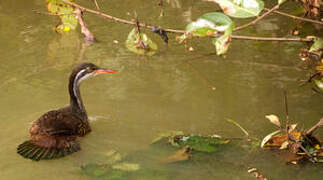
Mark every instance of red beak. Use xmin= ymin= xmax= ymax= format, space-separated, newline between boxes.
xmin=95 ymin=69 xmax=118 ymax=75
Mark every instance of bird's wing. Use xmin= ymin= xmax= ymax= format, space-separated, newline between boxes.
xmin=34 ymin=110 xmax=82 ymax=136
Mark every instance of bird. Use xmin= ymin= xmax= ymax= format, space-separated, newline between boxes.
xmin=17 ymin=62 xmax=117 ymax=161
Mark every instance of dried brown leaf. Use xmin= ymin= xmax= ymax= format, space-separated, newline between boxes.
xmin=265 ymin=114 xmax=281 ymax=127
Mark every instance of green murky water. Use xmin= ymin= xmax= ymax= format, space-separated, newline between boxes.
xmin=0 ymin=0 xmax=322 ymax=179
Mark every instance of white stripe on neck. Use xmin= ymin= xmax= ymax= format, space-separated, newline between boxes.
xmin=73 ymin=69 xmax=92 ymax=109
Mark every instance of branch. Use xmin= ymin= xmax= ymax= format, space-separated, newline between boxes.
xmin=234 ymin=5 xmax=280 ymax=31
xmin=265 ymin=8 xmax=323 ymax=25
xmin=230 ymin=35 xmax=312 ymax=42
xmin=92 ymin=0 xmax=100 ymax=10
xmin=74 ymin=8 xmax=95 ymax=42
xmin=61 ymin=0 xmax=313 ymax=42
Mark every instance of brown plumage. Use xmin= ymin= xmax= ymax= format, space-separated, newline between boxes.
xmin=17 ymin=62 xmax=117 ymax=161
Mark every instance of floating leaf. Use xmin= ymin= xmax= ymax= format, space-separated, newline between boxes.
xmin=309 ymin=37 xmax=323 ymax=52
xmin=112 ymin=163 xmax=140 ymax=171
xmin=261 ymin=130 xmax=281 ymax=148
xmin=208 ymin=0 xmax=264 ymax=18
xmin=262 ymin=132 xmax=301 ymax=148
xmin=125 ymin=28 xmax=158 ymax=56
xmin=265 ymin=114 xmax=281 ymax=127
xmin=46 ymin=0 xmax=78 ymax=33
xmin=171 ymin=135 xmax=230 ymax=152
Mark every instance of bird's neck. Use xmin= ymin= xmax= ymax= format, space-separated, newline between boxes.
xmin=68 ymin=71 xmax=87 ymax=117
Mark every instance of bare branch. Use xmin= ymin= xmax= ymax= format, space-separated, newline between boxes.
xmin=265 ymin=8 xmax=323 ymax=25
xmin=74 ymin=8 xmax=95 ymax=42
xmin=61 ymin=0 xmax=313 ymax=42
xmin=234 ymin=5 xmax=280 ymax=31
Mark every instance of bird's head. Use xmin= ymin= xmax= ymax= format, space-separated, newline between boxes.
xmin=71 ymin=62 xmax=117 ymax=85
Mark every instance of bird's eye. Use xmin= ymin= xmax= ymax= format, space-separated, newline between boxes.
xmin=86 ymin=67 xmax=92 ymax=72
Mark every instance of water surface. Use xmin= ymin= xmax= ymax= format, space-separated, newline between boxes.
xmin=0 ymin=0 xmax=322 ymax=179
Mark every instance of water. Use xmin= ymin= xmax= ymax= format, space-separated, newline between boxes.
xmin=0 ymin=0 xmax=322 ymax=179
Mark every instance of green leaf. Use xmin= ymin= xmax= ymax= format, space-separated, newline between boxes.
xmin=212 ymin=34 xmax=232 ymax=55
xmin=186 ymin=12 xmax=233 ymax=36
xmin=171 ymin=135 xmax=230 ymax=152
xmin=152 ymin=131 xmax=184 ymax=144
xmin=185 ymin=12 xmax=234 ymax=55
xmin=125 ymin=28 xmax=158 ymax=56
xmin=210 ymin=0 xmax=264 ymax=18
xmin=309 ymin=37 xmax=323 ymax=52
xmin=46 ymin=0 xmax=78 ymax=33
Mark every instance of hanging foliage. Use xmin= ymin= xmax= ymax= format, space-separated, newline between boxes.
xmin=46 ymin=0 xmax=78 ymax=33
xmin=179 ymin=12 xmax=234 ymax=55
xmin=208 ymin=0 xmax=265 ymax=18
xmin=125 ymin=28 xmax=158 ymax=56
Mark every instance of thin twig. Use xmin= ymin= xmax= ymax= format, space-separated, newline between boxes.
xmin=284 ymin=90 xmax=289 ymax=133
xmin=234 ymin=5 xmax=280 ymax=31
xmin=265 ymin=8 xmax=323 ymax=25
xmin=93 ymin=0 xmax=100 ymax=10
xmin=306 ymin=117 xmax=323 ymax=135
xmin=32 ymin=9 xmax=72 ymax=16
xmin=231 ymin=35 xmax=312 ymax=42
xmin=60 ymin=0 xmax=314 ymax=42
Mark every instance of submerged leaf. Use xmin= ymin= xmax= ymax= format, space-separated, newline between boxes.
xmin=265 ymin=114 xmax=281 ymax=127
xmin=112 ymin=163 xmax=140 ymax=171
xmin=162 ymin=146 xmax=192 ymax=163
xmin=208 ymin=0 xmax=265 ymax=18
xmin=172 ymin=135 xmax=230 ymax=152
xmin=81 ymin=163 xmax=108 ymax=177
xmin=125 ymin=28 xmax=158 ymax=56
